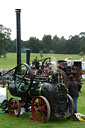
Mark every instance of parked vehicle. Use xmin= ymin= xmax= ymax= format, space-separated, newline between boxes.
xmin=82 ymin=61 xmax=85 ymax=79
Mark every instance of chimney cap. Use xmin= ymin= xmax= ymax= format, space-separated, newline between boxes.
xmin=15 ymin=9 xmax=21 ymax=12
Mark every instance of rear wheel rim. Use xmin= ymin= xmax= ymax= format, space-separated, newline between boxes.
xmin=31 ymin=96 xmax=51 ymax=123
xmin=8 ymin=98 xmax=21 ymax=117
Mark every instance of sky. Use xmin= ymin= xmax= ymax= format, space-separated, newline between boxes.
xmin=0 ymin=0 xmax=85 ymax=41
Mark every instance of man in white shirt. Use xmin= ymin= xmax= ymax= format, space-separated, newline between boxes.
xmin=67 ymin=57 xmax=74 ymax=68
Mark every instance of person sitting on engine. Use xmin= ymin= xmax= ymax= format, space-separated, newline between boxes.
xmin=32 ymin=57 xmax=39 ymax=69
xmin=67 ymin=57 xmax=74 ymax=69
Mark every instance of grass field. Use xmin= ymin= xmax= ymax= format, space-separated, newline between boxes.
xmin=0 ymin=53 xmax=85 ymax=127
xmin=0 ymin=53 xmax=85 ymax=69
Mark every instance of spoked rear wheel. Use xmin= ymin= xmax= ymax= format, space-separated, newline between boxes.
xmin=31 ymin=96 xmax=51 ymax=123
xmin=8 ymin=98 xmax=21 ymax=117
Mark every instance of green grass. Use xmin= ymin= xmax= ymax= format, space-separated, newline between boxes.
xmin=0 ymin=53 xmax=85 ymax=127
xmin=0 ymin=114 xmax=85 ymax=128
xmin=0 ymin=53 xmax=85 ymax=69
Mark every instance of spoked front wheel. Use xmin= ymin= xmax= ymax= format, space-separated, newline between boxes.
xmin=8 ymin=98 xmax=21 ymax=117
xmin=31 ymin=96 xmax=51 ymax=123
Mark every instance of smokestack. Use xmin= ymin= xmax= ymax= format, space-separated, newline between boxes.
xmin=15 ymin=9 xmax=21 ymax=66
xmin=26 ymin=49 xmax=30 ymax=65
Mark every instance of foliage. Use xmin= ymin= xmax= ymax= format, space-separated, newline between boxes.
xmin=1 ymin=23 xmax=85 ymax=55
xmin=0 ymin=24 xmax=11 ymax=57
xmin=79 ymin=52 xmax=84 ymax=57
xmin=42 ymin=35 xmax=52 ymax=53
xmin=6 ymin=34 xmax=85 ymax=54
xmin=25 ymin=37 xmax=43 ymax=53
xmin=7 ymin=39 xmax=16 ymax=52
xmin=39 ymin=50 xmax=43 ymax=59
xmin=66 ymin=35 xmax=80 ymax=54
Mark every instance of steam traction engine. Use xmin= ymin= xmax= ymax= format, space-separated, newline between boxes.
xmin=8 ymin=63 xmax=75 ymax=123
xmin=58 ymin=60 xmax=82 ymax=83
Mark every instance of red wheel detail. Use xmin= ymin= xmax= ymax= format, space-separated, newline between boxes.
xmin=31 ymin=96 xmax=51 ymax=123
xmin=8 ymin=98 xmax=21 ymax=117
xmin=44 ymin=68 xmax=50 ymax=74
xmin=60 ymin=73 xmax=65 ymax=84
xmin=20 ymin=101 xmax=25 ymax=107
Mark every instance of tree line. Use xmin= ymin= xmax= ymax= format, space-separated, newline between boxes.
xmin=0 ymin=24 xmax=85 ymax=57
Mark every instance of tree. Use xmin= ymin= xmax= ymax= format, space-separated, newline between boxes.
xmin=7 ymin=39 xmax=16 ymax=52
xmin=58 ymin=36 xmax=67 ymax=54
xmin=52 ymin=35 xmax=60 ymax=53
xmin=39 ymin=50 xmax=43 ymax=59
xmin=42 ymin=35 xmax=52 ymax=53
xmin=66 ymin=35 xmax=80 ymax=54
xmin=79 ymin=52 xmax=84 ymax=57
xmin=79 ymin=36 xmax=85 ymax=53
xmin=0 ymin=24 xmax=11 ymax=57
xmin=26 ymin=37 xmax=43 ymax=53
xmin=79 ymin=32 xmax=85 ymax=37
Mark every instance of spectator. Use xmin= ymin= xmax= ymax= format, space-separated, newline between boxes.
xmin=67 ymin=75 xmax=79 ymax=113
xmin=67 ymin=57 xmax=74 ymax=69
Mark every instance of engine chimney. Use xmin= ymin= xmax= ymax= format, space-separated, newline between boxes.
xmin=26 ymin=49 xmax=30 ymax=65
xmin=15 ymin=9 xmax=21 ymax=66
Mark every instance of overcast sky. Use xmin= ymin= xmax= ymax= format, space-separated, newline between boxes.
xmin=0 ymin=0 xmax=85 ymax=40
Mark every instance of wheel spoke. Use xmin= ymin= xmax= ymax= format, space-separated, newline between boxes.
xmin=41 ymin=111 xmax=47 ymax=119
xmin=40 ymin=103 xmax=47 ymax=109
xmin=43 ymin=109 xmax=48 ymax=113
xmin=34 ymin=102 xmax=38 ymax=106
xmin=35 ymin=111 xmax=40 ymax=115
xmin=15 ymin=74 xmax=23 ymax=78
xmin=10 ymin=104 xmax=13 ymax=108
xmin=38 ymin=98 xmax=40 ymax=106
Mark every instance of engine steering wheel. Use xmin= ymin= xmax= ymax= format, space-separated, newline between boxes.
xmin=41 ymin=57 xmax=57 ymax=69
xmin=14 ymin=63 xmax=33 ymax=92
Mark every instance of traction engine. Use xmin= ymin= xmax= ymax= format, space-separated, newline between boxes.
xmin=7 ymin=61 xmax=75 ymax=123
